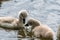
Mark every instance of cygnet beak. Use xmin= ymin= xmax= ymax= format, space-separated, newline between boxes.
xmin=25 ymin=24 xmax=29 ymax=26
xmin=23 ymin=19 xmax=25 ymax=24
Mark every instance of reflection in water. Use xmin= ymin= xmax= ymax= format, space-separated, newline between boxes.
xmin=0 ymin=0 xmax=10 ymax=7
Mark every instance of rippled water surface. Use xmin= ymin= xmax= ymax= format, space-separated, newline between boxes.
xmin=0 ymin=0 xmax=60 ymax=40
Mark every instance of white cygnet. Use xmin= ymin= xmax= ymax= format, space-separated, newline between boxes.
xmin=25 ymin=18 xmax=54 ymax=40
xmin=0 ymin=10 xmax=28 ymax=30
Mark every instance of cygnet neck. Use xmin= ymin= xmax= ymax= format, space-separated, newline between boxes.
xmin=19 ymin=16 xmax=23 ymax=23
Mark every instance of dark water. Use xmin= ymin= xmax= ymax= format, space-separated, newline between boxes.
xmin=0 ymin=0 xmax=60 ymax=40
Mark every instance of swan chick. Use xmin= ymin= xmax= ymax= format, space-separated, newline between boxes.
xmin=25 ymin=18 xmax=54 ymax=40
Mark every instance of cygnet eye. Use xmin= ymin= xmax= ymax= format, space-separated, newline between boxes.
xmin=28 ymin=21 xmax=33 ymax=25
xmin=21 ymin=13 xmax=24 ymax=17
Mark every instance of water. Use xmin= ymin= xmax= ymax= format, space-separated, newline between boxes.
xmin=0 ymin=0 xmax=60 ymax=40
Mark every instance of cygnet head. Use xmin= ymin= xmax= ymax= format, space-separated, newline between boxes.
xmin=25 ymin=18 xmax=40 ymax=29
xmin=19 ymin=10 xmax=28 ymax=24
